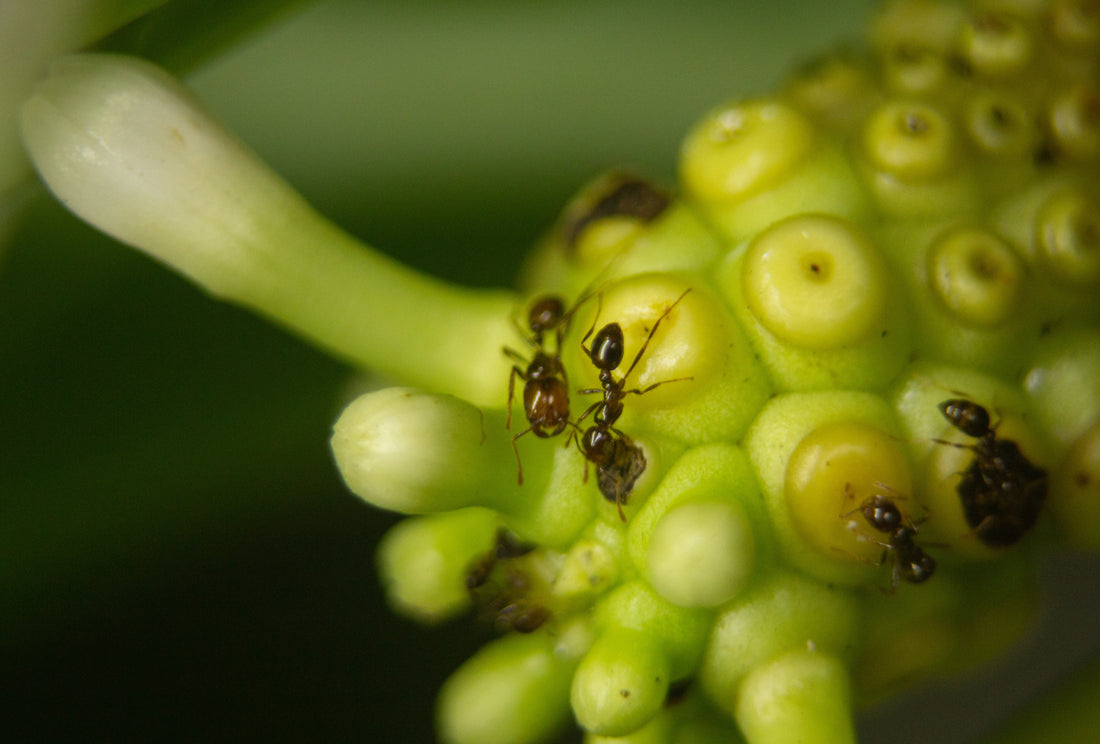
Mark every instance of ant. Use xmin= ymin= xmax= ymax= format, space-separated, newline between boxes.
xmin=935 ymin=398 xmax=1047 ymax=548
xmin=465 ymin=528 xmax=550 ymax=634
xmin=572 ymin=288 xmax=693 ymax=520
xmin=503 ymin=294 xmax=587 ymax=484
xmin=841 ymin=483 xmax=936 ymax=590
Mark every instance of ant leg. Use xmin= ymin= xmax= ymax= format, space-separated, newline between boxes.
xmin=505 ymin=364 xmax=524 ymax=430
xmin=623 ymin=376 xmax=694 ymax=397
xmin=511 ymin=427 xmax=532 ymax=485
xmin=579 ymin=293 xmax=604 ymax=357
xmin=620 ymin=289 xmax=691 ymax=383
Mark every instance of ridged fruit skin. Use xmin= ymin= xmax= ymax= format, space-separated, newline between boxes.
xmin=361 ymin=2 xmax=1100 ymax=742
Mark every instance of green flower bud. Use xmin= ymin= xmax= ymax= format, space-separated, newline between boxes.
xmin=594 ymin=581 xmax=712 ymax=682
xmin=437 ymin=632 xmax=575 ymax=744
xmin=572 ymin=628 xmax=671 ymax=737
xmin=700 ymin=571 xmax=859 ymax=715
xmin=376 ymin=507 xmax=500 ymax=623
xmin=1046 ymin=85 xmax=1100 ymax=162
xmin=735 ymin=650 xmax=855 ymax=744
xmin=331 ymin=388 xmax=531 ymax=514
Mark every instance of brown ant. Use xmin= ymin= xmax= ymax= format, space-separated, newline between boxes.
xmin=841 ymin=483 xmax=936 ymax=590
xmin=572 ymin=289 xmax=693 ymax=520
xmin=465 ymin=528 xmax=550 ymax=634
xmin=503 ymin=295 xmax=587 ymax=484
xmin=935 ymin=398 xmax=1047 ymax=548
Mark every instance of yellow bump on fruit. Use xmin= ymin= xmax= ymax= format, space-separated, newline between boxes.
xmin=863 ymin=100 xmax=956 ymax=180
xmin=570 ymin=275 xmax=723 ymax=412
xmin=1047 ymin=86 xmax=1100 ymax=161
xmin=785 ymin=421 xmax=915 ymax=568
xmin=1049 ymin=0 xmax=1100 ymax=52
xmin=680 ymin=99 xmax=815 ymax=204
xmin=927 ymin=225 xmax=1025 ymax=328
xmin=1035 ymin=188 xmax=1100 ymax=289
xmin=964 ymin=94 xmax=1037 ymax=158
xmin=570 ymin=629 xmax=670 ymax=737
xmin=954 ymin=12 xmax=1033 ymax=77
xmin=882 ymin=45 xmax=950 ymax=96
xmin=741 ymin=214 xmax=889 ymax=350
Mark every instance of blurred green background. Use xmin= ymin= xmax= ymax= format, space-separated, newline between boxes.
xmin=2 ymin=1 xmax=1097 ymax=741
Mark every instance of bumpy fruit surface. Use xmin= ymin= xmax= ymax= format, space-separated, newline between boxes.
xmin=347 ymin=2 xmax=1099 ymax=742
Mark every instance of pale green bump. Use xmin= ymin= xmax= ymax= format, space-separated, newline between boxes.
xmin=1034 ymin=187 xmax=1100 ymax=290
xmin=594 ymin=581 xmax=712 ymax=682
xmin=699 ymin=570 xmax=860 ymax=716
xmin=874 ymin=221 xmax=1038 ymax=375
xmin=552 ymin=538 xmax=621 ymax=607
xmin=716 ymin=218 xmax=911 ymax=393
xmin=376 ymin=507 xmax=499 ymax=623
xmin=741 ymin=214 xmax=888 ymax=350
xmin=437 ymin=632 xmax=575 ymax=744
xmin=646 ymin=501 xmax=755 ymax=610
xmin=1047 ymin=85 xmax=1100 ymax=162
xmin=1023 ymin=327 xmax=1100 ymax=447
xmin=926 ymin=225 xmax=1026 ymax=329
xmin=331 ymin=388 xmax=532 ymax=514
xmin=857 ymin=100 xmax=979 ymax=217
xmin=680 ymin=99 xmax=816 ymax=205
xmin=734 ymin=650 xmax=855 ymax=744
xmin=783 ymin=51 xmax=878 ymax=132
xmin=680 ymin=98 xmax=869 ymax=243
xmin=954 ymin=12 xmax=1033 ymax=78
xmin=627 ymin=444 xmax=767 ymax=607
xmin=572 ymin=629 xmax=671 ymax=737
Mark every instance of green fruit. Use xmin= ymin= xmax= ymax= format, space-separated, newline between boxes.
xmin=18 ymin=0 xmax=1100 ymax=742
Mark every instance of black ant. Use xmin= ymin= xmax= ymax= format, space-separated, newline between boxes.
xmin=503 ymin=295 xmax=586 ymax=484
xmin=572 ymin=289 xmax=693 ymax=520
xmin=841 ymin=483 xmax=936 ymax=590
xmin=465 ymin=528 xmax=550 ymax=634
xmin=935 ymin=398 xmax=1047 ymax=548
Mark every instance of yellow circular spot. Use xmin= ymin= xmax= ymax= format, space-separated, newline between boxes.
xmin=927 ymin=225 xmax=1024 ymax=328
xmin=863 ymin=101 xmax=955 ymax=179
xmin=785 ymin=421 xmax=914 ymax=564
xmin=680 ymin=99 xmax=815 ymax=203
xmin=742 ymin=214 xmax=888 ymax=349
xmin=1036 ymin=189 xmax=1100 ymax=289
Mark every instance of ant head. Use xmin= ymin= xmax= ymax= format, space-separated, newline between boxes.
xmin=527 ymin=296 xmax=566 ymax=336
xmin=903 ymin=552 xmax=936 ymax=583
xmin=589 ymin=323 xmax=625 ymax=371
xmin=938 ymin=398 xmax=991 ymax=438
xmin=581 ymin=426 xmax=614 ymax=464
xmin=862 ymin=495 xmax=903 ymax=533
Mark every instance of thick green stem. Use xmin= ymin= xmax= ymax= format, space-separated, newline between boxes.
xmin=19 ymin=53 xmax=516 ymax=405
